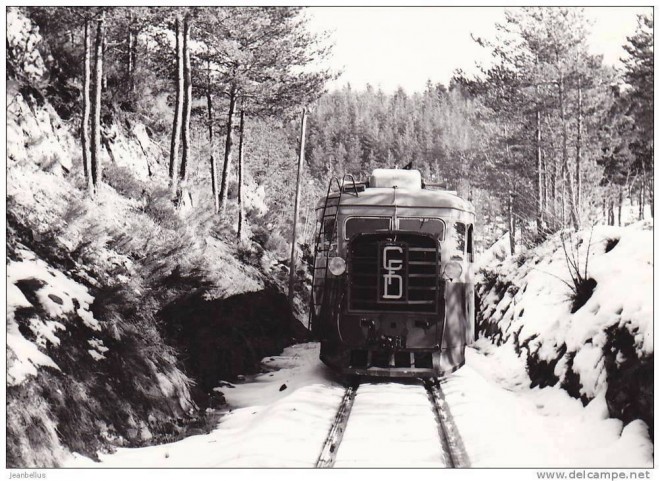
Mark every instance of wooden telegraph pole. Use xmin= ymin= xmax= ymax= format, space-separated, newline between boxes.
xmin=288 ymin=109 xmax=308 ymax=310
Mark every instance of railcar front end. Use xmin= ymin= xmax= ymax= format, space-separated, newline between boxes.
xmin=310 ymin=169 xmax=476 ymax=378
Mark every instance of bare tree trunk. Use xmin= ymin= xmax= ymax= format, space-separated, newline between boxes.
xmin=169 ymin=16 xmax=184 ymax=195
xmin=548 ymin=147 xmax=558 ymax=230
xmin=559 ymin=74 xmax=579 ymax=230
xmin=639 ymin=161 xmax=646 ymax=220
xmin=504 ymin=124 xmax=516 ymax=251
xmin=82 ymin=18 xmax=93 ymax=195
xmin=508 ymin=189 xmax=515 ymax=255
xmin=288 ymin=109 xmax=308 ymax=309
xmin=617 ymin=186 xmax=623 ymax=226
xmin=179 ymin=16 xmax=192 ymax=198
xmin=126 ymin=13 xmax=135 ymax=92
xmin=101 ymin=27 xmax=107 ymax=92
xmin=237 ymin=109 xmax=245 ymax=240
xmin=543 ymin=154 xmax=549 ymax=218
xmin=206 ymin=61 xmax=218 ymax=214
xmin=129 ymin=24 xmax=138 ymax=93
xmin=130 ymin=31 xmax=137 ymax=90
xmin=126 ymin=13 xmax=132 ymax=83
xmin=90 ymin=13 xmax=104 ymax=192
xmin=575 ymin=76 xmax=582 ymax=226
xmin=219 ymin=83 xmax=237 ymax=213
xmin=608 ymin=199 xmax=614 ymax=226
xmin=649 ymin=174 xmax=654 ymax=218
xmin=536 ymin=102 xmax=543 ymax=236
xmin=561 ymin=179 xmax=566 ymax=228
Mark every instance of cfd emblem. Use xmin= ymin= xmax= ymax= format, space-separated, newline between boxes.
xmin=381 ymin=245 xmax=404 ymax=300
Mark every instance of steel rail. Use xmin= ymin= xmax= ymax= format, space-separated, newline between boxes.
xmin=424 ymin=378 xmax=470 ymax=468
xmin=316 ymin=382 xmax=358 ymax=468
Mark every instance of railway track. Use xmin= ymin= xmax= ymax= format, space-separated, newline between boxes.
xmin=316 ymin=381 xmax=359 ymax=467
xmin=424 ymin=378 xmax=470 ymax=468
xmin=316 ymin=378 xmax=469 ymax=468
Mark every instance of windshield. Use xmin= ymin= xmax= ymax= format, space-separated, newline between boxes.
xmin=344 ymin=217 xmax=391 ymax=239
xmin=398 ymin=217 xmax=445 ymax=237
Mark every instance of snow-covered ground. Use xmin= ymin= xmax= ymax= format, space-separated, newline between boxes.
xmin=65 ymin=342 xmax=652 ymax=468
xmin=334 ymin=383 xmax=448 ymax=467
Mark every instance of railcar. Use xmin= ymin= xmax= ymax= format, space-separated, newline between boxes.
xmin=309 ymin=168 xmax=476 ymax=378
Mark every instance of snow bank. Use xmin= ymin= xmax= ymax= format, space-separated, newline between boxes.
xmin=444 ymin=341 xmax=652 ymax=467
xmin=475 ymin=230 xmax=511 ymax=269
xmin=477 ymin=221 xmax=653 ymax=433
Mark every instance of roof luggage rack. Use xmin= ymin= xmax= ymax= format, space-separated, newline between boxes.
xmin=341 ymin=181 xmax=367 ymax=194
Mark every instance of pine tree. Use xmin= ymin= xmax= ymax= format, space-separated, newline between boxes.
xmin=169 ymin=14 xmax=184 ymax=195
xmin=195 ymin=7 xmax=334 ymax=214
xmin=622 ymin=14 xmax=654 ymax=218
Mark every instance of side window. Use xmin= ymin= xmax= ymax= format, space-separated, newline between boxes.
xmin=450 ymin=222 xmax=466 ymax=261
xmin=324 ymin=217 xmax=335 ymax=242
xmin=467 ymin=224 xmax=474 ymax=263
xmin=320 ymin=216 xmax=335 ymax=253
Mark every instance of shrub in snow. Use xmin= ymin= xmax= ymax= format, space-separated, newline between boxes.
xmin=604 ymin=237 xmax=620 ymax=253
xmin=558 ymin=230 xmax=598 ymax=313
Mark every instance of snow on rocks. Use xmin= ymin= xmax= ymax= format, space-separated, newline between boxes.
xmin=8 ymin=249 xmax=101 ymax=330
xmin=7 ymin=247 xmax=104 ymax=385
xmin=477 ymin=221 xmax=652 ymax=400
xmin=7 ymin=314 xmax=61 ymax=386
xmin=7 ymin=86 xmax=76 ymax=175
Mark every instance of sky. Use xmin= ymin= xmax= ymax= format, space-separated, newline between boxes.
xmin=306 ymin=6 xmax=653 ymax=94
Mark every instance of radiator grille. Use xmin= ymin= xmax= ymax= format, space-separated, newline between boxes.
xmin=348 ymin=232 xmax=439 ymax=312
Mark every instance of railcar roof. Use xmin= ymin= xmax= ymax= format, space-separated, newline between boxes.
xmin=317 ymin=187 xmax=475 ymax=214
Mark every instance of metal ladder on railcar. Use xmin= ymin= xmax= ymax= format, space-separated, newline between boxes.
xmin=308 ymin=175 xmax=359 ymax=336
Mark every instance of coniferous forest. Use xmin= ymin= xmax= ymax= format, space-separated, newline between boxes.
xmin=305 ymin=10 xmax=653 ymax=249
xmin=10 ymin=7 xmax=653 ymax=251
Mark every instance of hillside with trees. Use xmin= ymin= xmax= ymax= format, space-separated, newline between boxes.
xmin=7 ymin=6 xmax=331 ymax=467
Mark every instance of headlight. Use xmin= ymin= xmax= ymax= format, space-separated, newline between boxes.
xmin=328 ymin=257 xmax=346 ymax=276
xmin=443 ymin=261 xmax=463 ymax=280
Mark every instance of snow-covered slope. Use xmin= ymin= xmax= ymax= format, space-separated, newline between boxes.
xmin=477 ymin=222 xmax=653 ymax=437
xmin=64 ymin=342 xmax=653 ymax=468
